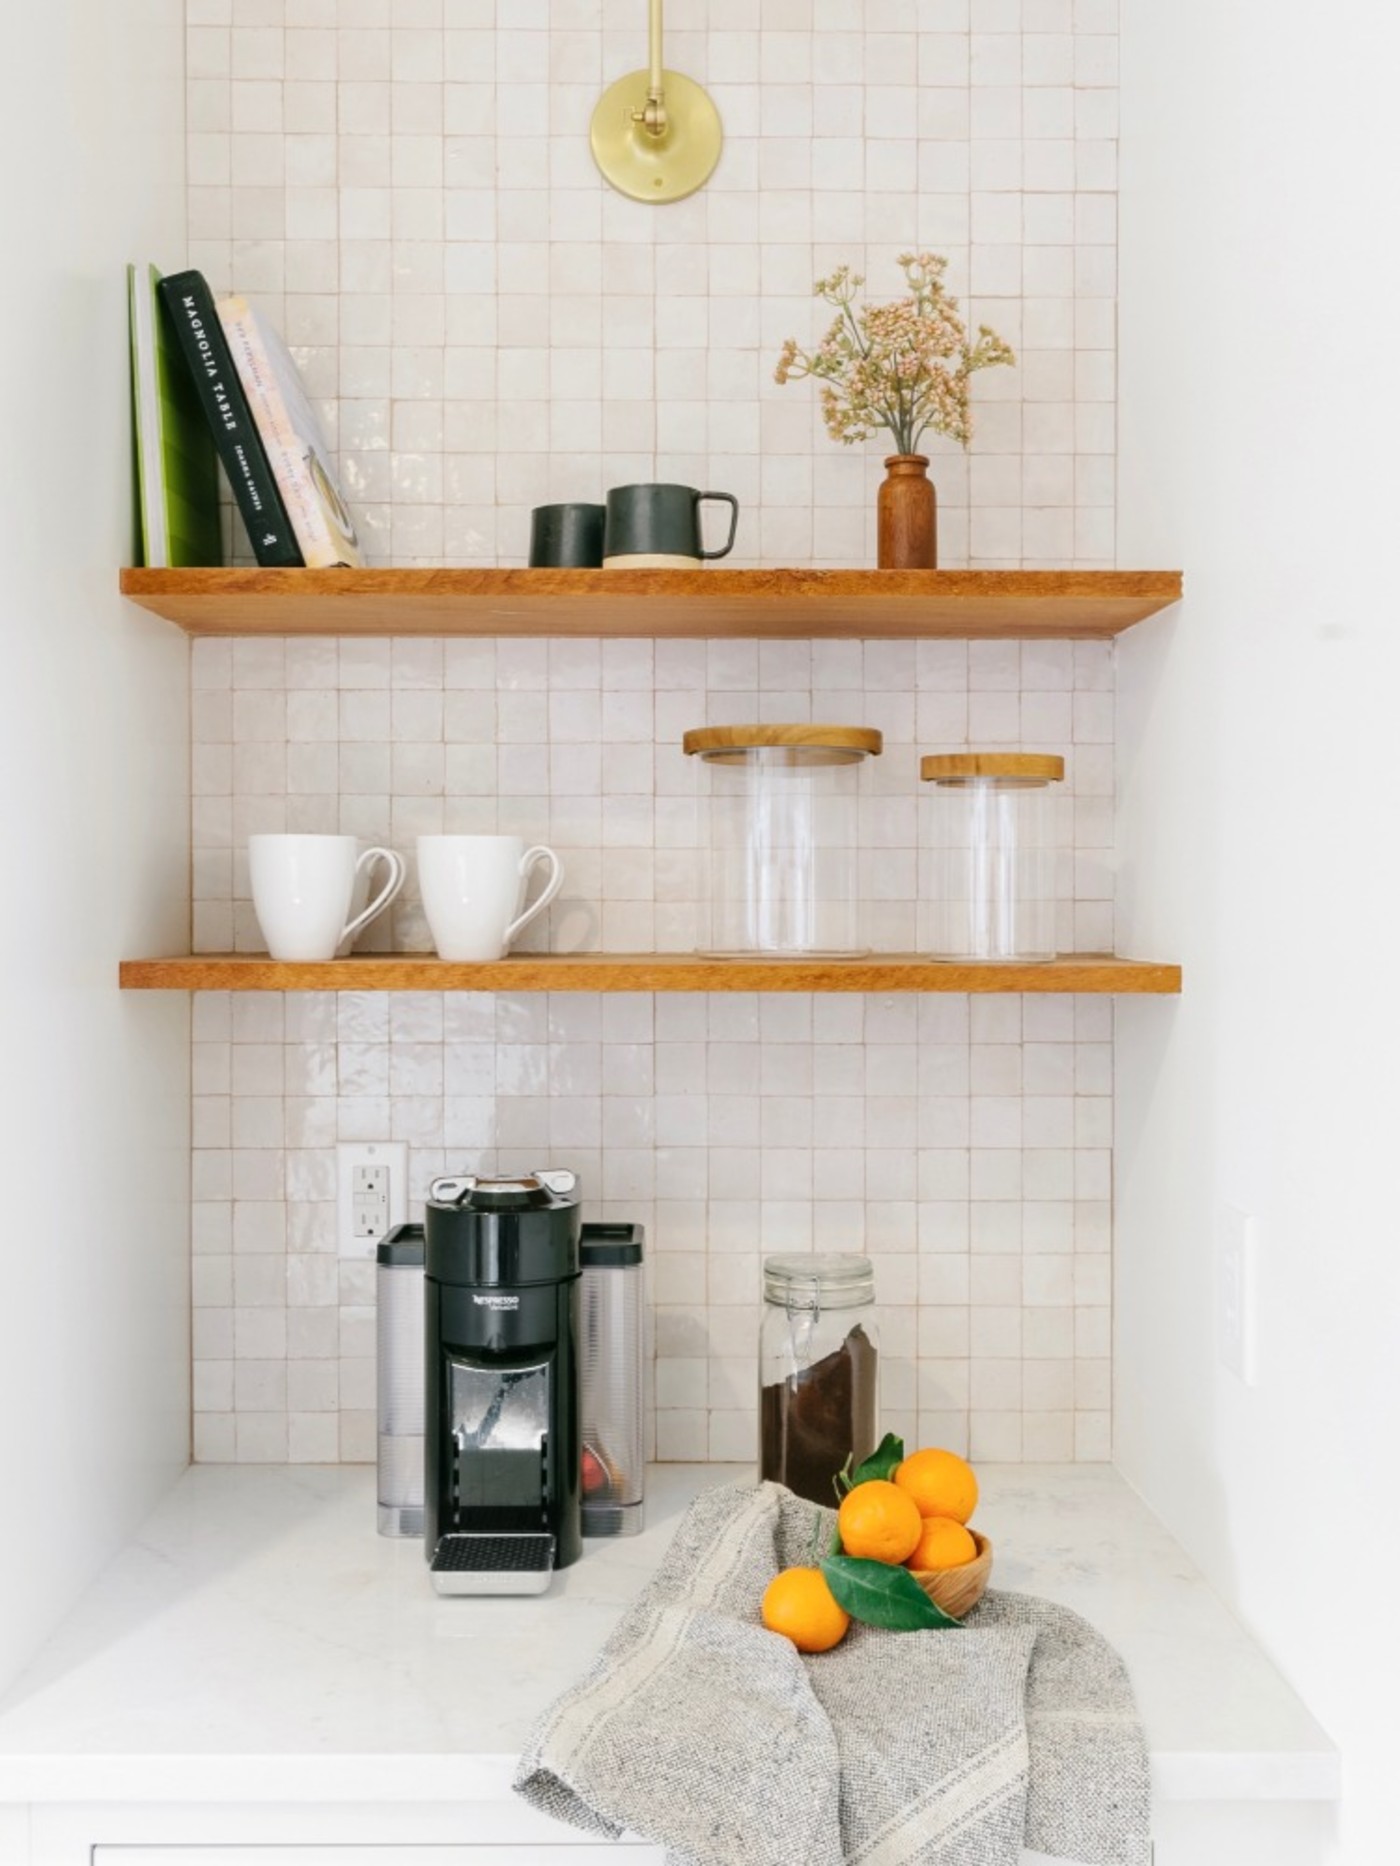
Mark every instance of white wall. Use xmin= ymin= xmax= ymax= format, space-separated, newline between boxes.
xmin=0 ymin=2 xmax=190 ymax=1688
xmin=1116 ymin=1 xmax=1400 ymax=1855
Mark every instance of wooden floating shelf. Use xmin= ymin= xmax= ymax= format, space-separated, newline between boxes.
xmin=119 ymin=567 xmax=1182 ymax=640
xmin=118 ymin=953 xmax=1182 ymax=995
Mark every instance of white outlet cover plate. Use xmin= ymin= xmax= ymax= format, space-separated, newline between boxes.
xmin=1216 ymin=1203 xmax=1258 ymax=1384
xmin=337 ymin=1141 xmax=408 ymax=1260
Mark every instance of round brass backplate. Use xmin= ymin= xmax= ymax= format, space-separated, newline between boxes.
xmin=590 ymin=69 xmax=723 ymax=204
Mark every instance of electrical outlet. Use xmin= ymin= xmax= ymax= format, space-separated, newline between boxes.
xmin=353 ymin=1163 xmax=389 ymax=1238
xmin=1217 ymin=1204 xmax=1257 ymax=1384
xmin=337 ymin=1141 xmax=407 ymax=1260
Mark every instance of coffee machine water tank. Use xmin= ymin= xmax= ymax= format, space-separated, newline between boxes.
xmin=423 ymin=1170 xmax=583 ymax=1596
xmin=376 ymin=1223 xmax=425 ymax=1537
xmin=580 ymin=1223 xmax=646 ymax=1538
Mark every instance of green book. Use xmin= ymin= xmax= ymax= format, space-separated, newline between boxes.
xmin=128 ymin=262 xmax=221 ymax=567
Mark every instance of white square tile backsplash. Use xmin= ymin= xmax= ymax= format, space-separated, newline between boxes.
xmin=186 ymin=0 xmax=1119 ymax=1466
xmin=191 ymin=635 xmax=1115 ymax=1468
xmin=187 ymin=0 xmax=1117 ymax=574
xmin=190 ymin=977 xmax=1114 ymax=1468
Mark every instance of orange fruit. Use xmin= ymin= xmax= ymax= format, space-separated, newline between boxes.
xmin=893 ymin=1447 xmax=979 ymax=1525
xmin=837 ymin=1479 xmax=924 ymax=1565
xmin=906 ymin=1515 xmax=978 ymax=1571
xmin=760 ymin=1566 xmax=851 ymax=1653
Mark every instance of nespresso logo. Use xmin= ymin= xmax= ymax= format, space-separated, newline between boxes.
xmin=472 ymin=1293 xmax=521 ymax=1311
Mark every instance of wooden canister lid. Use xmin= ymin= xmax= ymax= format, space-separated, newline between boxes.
xmin=683 ymin=724 xmax=883 ymax=765
xmin=920 ymin=752 xmax=1065 ymax=784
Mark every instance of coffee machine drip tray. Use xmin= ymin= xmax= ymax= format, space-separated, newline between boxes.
xmin=430 ymin=1530 xmax=556 ymax=1596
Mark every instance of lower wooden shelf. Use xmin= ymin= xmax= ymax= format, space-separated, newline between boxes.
xmin=118 ymin=952 xmax=1182 ymax=994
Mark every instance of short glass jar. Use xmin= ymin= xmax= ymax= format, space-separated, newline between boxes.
xmin=759 ymin=1253 xmax=879 ymax=1508
xmin=922 ymin=752 xmax=1064 ymax=961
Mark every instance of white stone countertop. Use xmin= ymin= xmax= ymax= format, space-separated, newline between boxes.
xmin=0 ymin=1462 xmax=1336 ymax=1808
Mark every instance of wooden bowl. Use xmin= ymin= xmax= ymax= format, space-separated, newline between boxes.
xmin=911 ymin=1529 xmax=992 ymax=1619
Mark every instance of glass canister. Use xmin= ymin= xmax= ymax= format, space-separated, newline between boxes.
xmin=683 ymin=724 xmax=883 ymax=956
xmin=760 ymin=1253 xmax=879 ymax=1508
xmin=922 ymin=752 xmax=1065 ymax=961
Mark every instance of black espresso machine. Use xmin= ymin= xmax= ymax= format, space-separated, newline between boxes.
xmin=423 ymin=1169 xmax=583 ymax=1596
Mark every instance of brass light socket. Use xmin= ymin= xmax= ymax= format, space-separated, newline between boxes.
xmin=590 ymin=68 xmax=723 ymax=204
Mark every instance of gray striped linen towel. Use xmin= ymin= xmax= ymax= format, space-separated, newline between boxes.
xmin=514 ymin=1480 xmax=1149 ymax=1866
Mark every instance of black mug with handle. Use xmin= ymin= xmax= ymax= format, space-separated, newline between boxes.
xmin=602 ymin=483 xmax=739 ymax=568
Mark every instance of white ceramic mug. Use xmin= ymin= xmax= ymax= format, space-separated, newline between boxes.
xmin=250 ymin=834 xmax=405 ymax=962
xmin=418 ymin=835 xmax=565 ymax=962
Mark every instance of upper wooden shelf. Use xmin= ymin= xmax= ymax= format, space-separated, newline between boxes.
xmin=119 ymin=567 xmax=1182 ymax=640
xmin=119 ymin=953 xmax=1182 ymax=995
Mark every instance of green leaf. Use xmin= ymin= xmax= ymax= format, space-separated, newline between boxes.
xmin=849 ymin=1432 xmax=906 ymax=1487
xmin=821 ymin=1554 xmax=963 ymax=1632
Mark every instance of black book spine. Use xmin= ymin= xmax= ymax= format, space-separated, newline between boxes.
xmin=157 ymin=271 xmax=303 ymax=568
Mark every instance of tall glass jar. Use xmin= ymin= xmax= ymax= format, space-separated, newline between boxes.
xmin=922 ymin=752 xmax=1065 ymax=961
xmin=760 ymin=1253 xmax=879 ymax=1507
xmin=683 ymin=725 xmax=882 ymax=956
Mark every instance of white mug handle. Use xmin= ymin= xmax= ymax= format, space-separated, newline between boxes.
xmin=341 ymin=845 xmax=405 ymax=948
xmin=504 ymin=845 xmax=565 ymax=947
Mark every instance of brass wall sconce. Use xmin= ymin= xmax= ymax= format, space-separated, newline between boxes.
xmin=590 ymin=0 xmax=723 ymax=204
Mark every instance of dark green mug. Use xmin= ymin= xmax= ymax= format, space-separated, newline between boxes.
xmin=529 ymin=502 xmax=605 ymax=568
xmin=602 ymin=483 xmax=739 ymax=567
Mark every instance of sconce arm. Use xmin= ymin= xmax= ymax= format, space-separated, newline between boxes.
xmin=632 ymin=0 xmax=667 ymax=137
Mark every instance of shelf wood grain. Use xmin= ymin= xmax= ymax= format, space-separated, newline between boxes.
xmin=118 ymin=953 xmax=1182 ymax=994
xmin=119 ymin=566 xmax=1182 ymax=640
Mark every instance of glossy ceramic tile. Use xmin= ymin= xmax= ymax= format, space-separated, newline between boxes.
xmin=186 ymin=0 xmax=1124 ymax=1464
xmin=185 ymin=0 xmax=1119 ymax=571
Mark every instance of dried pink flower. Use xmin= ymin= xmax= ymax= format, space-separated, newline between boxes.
xmin=774 ymin=253 xmax=1015 ymax=454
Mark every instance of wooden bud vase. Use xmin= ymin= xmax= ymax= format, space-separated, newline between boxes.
xmin=877 ymin=454 xmax=937 ymax=569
